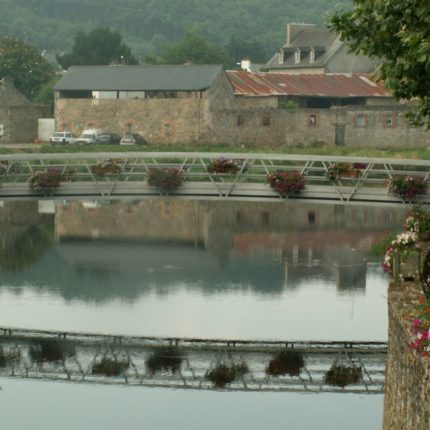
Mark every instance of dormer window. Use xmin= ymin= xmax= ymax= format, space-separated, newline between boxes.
xmin=309 ymin=48 xmax=315 ymax=64
xmin=294 ymin=49 xmax=301 ymax=64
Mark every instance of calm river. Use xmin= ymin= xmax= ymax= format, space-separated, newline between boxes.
xmin=0 ymin=199 xmax=408 ymax=429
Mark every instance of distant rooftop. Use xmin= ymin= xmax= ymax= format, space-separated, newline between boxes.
xmin=226 ymin=71 xmax=391 ymax=98
xmin=54 ymin=65 xmax=224 ymax=91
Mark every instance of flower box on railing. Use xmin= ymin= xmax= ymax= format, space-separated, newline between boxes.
xmin=389 ymin=175 xmax=427 ymax=201
xmin=267 ymin=170 xmax=305 ymax=198
xmin=327 ymin=162 xmax=362 ymax=180
xmin=28 ymin=168 xmax=63 ymax=191
xmin=91 ymin=159 xmax=122 ymax=176
xmin=147 ymin=167 xmax=184 ymax=194
xmin=207 ymin=158 xmax=245 ymax=175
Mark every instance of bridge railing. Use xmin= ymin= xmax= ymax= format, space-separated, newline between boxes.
xmin=0 ymin=327 xmax=386 ymax=394
xmin=1 ymin=152 xmax=429 ymax=203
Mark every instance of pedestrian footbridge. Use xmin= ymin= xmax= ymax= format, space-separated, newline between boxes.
xmin=0 ymin=152 xmax=429 ymax=205
xmin=0 ymin=327 xmax=386 ymax=394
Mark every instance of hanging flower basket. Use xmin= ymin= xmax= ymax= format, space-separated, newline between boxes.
xmin=389 ymin=175 xmax=427 ymax=201
xmin=145 ymin=348 xmax=183 ymax=375
xmin=324 ymin=363 xmax=362 ymax=387
xmin=327 ymin=162 xmax=361 ymax=180
xmin=266 ymin=350 xmax=304 ymax=376
xmin=92 ymin=355 xmax=130 ymax=376
xmin=207 ymin=158 xmax=245 ymax=175
xmin=147 ymin=167 xmax=184 ymax=194
xmin=28 ymin=168 xmax=63 ymax=190
xmin=267 ymin=170 xmax=305 ymax=198
xmin=206 ymin=361 xmax=249 ymax=388
xmin=91 ymin=159 xmax=123 ymax=176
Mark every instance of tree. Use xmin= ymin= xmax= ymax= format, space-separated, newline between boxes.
xmin=0 ymin=37 xmax=54 ymax=100
xmin=329 ymin=1 xmax=430 ymax=127
xmin=56 ymin=27 xmax=138 ymax=69
xmin=161 ymin=29 xmax=231 ymax=67
xmin=227 ymin=36 xmax=267 ymax=64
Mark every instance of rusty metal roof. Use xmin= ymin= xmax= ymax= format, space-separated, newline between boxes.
xmin=226 ymin=71 xmax=391 ymax=98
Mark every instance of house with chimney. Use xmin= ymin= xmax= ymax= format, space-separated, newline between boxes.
xmin=266 ymin=23 xmax=380 ymax=74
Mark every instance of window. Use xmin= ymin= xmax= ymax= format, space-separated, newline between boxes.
xmin=308 ymin=114 xmax=317 ymax=127
xmin=309 ymin=48 xmax=315 ymax=64
xmin=308 ymin=212 xmax=316 ymax=225
xmin=382 ymin=113 xmax=396 ymax=128
xmin=163 ymin=123 xmax=172 ymax=136
xmin=354 ymin=113 xmax=367 ymax=128
xmin=237 ymin=113 xmax=244 ymax=126
xmin=236 ymin=211 xmax=244 ymax=225
xmin=294 ymin=49 xmax=301 ymax=64
xmin=262 ymin=113 xmax=271 ymax=126
xmin=126 ymin=123 xmax=133 ymax=133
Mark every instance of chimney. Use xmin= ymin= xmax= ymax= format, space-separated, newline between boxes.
xmin=240 ymin=59 xmax=252 ymax=72
xmin=285 ymin=23 xmax=316 ymax=46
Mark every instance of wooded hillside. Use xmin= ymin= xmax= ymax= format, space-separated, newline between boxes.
xmin=1 ymin=0 xmax=350 ymax=60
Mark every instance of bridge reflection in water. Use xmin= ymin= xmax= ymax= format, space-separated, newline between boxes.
xmin=0 ymin=328 xmax=386 ymax=394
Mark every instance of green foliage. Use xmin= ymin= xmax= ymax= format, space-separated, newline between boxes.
xmin=0 ymin=36 xmax=54 ymax=100
xmin=369 ymin=234 xmax=397 ymax=257
xmin=329 ymin=0 xmax=430 ymax=127
xmin=161 ymin=29 xmax=231 ymax=66
xmin=0 ymin=0 xmax=346 ymax=61
xmin=33 ymin=75 xmax=60 ymax=108
xmin=278 ymin=100 xmax=299 ymax=109
xmin=227 ymin=36 xmax=267 ymax=63
xmin=56 ymin=27 xmax=138 ymax=69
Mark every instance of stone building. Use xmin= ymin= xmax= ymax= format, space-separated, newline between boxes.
xmin=0 ymin=77 xmax=49 ymax=144
xmin=219 ymin=71 xmax=429 ymax=148
xmin=54 ymin=65 xmax=430 ymax=148
xmin=54 ymin=64 xmax=234 ymax=144
xmin=266 ymin=23 xmax=380 ymax=74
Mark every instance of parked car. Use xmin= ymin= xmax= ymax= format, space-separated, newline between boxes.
xmin=120 ymin=133 xmax=147 ymax=145
xmin=76 ymin=128 xmax=104 ymax=145
xmin=96 ymin=133 xmax=121 ymax=145
xmin=49 ymin=131 xmax=76 ymax=145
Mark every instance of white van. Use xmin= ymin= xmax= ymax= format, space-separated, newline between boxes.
xmin=76 ymin=128 xmax=103 ymax=145
xmin=49 ymin=131 xmax=76 ymax=145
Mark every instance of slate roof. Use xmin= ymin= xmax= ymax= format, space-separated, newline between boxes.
xmin=54 ymin=65 xmax=223 ymax=91
xmin=226 ymin=71 xmax=391 ymax=98
xmin=266 ymin=24 xmax=379 ymax=73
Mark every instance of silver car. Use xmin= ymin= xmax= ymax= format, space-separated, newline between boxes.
xmin=120 ymin=133 xmax=147 ymax=145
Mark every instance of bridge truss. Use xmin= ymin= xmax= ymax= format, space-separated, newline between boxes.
xmin=0 ymin=152 xmax=430 ymax=204
xmin=0 ymin=327 xmax=386 ymax=394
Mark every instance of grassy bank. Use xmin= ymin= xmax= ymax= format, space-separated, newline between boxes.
xmin=2 ymin=143 xmax=430 ymax=160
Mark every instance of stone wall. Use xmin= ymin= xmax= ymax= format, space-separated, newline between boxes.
xmin=0 ymin=78 xmax=50 ymax=144
xmin=383 ymin=281 xmax=430 ymax=430
xmin=55 ymin=95 xmax=208 ymax=145
xmin=212 ymin=106 xmax=430 ymax=148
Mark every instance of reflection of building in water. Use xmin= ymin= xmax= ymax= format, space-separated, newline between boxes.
xmin=0 ymin=201 xmax=50 ymax=247
xmin=53 ymin=200 xmax=407 ymax=292
xmin=0 ymin=199 xmax=407 ymax=300
xmin=283 ymin=244 xmax=367 ymax=293
xmin=0 ymin=201 xmax=54 ymax=273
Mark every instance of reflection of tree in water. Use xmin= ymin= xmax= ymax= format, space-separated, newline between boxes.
xmin=0 ymin=223 xmax=54 ymax=273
